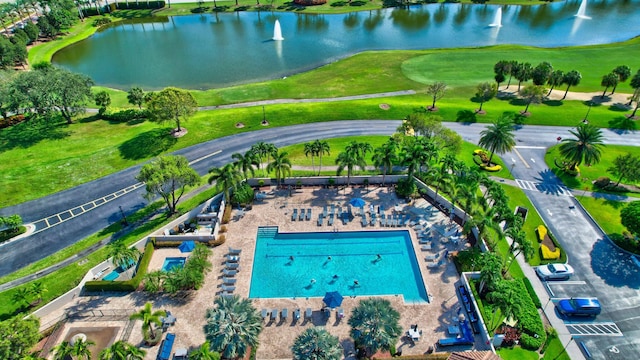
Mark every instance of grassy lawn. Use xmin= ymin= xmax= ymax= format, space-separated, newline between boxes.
xmin=576 ymin=195 xmax=627 ymax=236
xmin=544 ymin=144 xmax=640 ymax=197
xmin=497 ymin=346 xmax=540 ymax=360
xmin=542 ymin=336 xmax=572 ymax=360
xmin=280 ymin=135 xmax=390 ymax=168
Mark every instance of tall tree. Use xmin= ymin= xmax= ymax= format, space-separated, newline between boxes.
xmin=146 ymin=87 xmax=198 ymax=133
xmin=372 ymin=138 xmax=398 ymax=186
xmin=531 ymin=61 xmax=553 ymax=86
xmin=519 ymin=85 xmax=546 ymax=113
xmin=232 ymin=151 xmax=258 ymax=181
xmin=611 ymin=65 xmax=631 ymax=94
xmin=291 ymin=327 xmax=342 ymax=360
xmin=505 ymin=60 xmax=519 ymax=89
xmin=0 ymin=317 xmax=40 ymax=360
xmin=546 ymin=69 xmax=564 ymax=96
xmin=608 ymin=153 xmax=640 ymax=186
xmin=494 ymin=72 xmax=505 ymax=89
xmin=136 ymin=155 xmax=200 ymax=215
xmin=249 ymin=141 xmax=271 ymax=177
xmin=205 ymin=295 xmax=263 ymax=360
xmin=129 ymin=302 xmax=165 ymax=342
xmin=562 ymin=70 xmax=581 ymax=99
xmin=600 ymin=73 xmax=618 ymax=98
xmin=477 ymin=252 xmax=502 ymax=294
xmin=336 ymin=149 xmax=366 ymax=186
xmin=475 ymin=82 xmax=497 ymax=112
xmin=304 ymin=142 xmax=317 ymax=174
xmin=348 ymin=298 xmax=401 ymax=359
xmin=29 ymin=281 xmax=47 ymax=305
xmin=558 ymin=124 xmax=605 ymax=171
xmin=628 ymin=70 xmax=640 ymax=106
xmin=493 ymin=60 xmax=511 ymax=88
xmin=621 ymin=201 xmax=640 ymax=237
xmin=477 ymin=115 xmax=516 ymax=166
xmin=513 ymin=62 xmax=532 ymax=91
xmin=267 ymin=150 xmax=292 ymax=188
xmin=208 ymin=163 xmax=243 ymax=202
xmin=99 ymin=340 xmax=146 ymax=360
xmin=314 ymin=139 xmax=330 ymax=175
xmin=426 ymin=81 xmax=447 ymax=110
xmin=127 ymin=87 xmax=145 ymax=109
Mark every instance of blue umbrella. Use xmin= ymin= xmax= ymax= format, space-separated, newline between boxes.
xmin=349 ymin=198 xmax=366 ymax=208
xmin=323 ymin=291 xmax=343 ymax=308
xmin=178 ymin=241 xmax=195 ymax=253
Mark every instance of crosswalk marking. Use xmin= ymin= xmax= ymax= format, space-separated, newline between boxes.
xmin=566 ymin=322 xmax=623 ymax=336
xmin=515 ymin=179 xmax=574 ymax=197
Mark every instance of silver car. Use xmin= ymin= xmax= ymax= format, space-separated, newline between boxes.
xmin=535 ymin=263 xmax=574 ymax=281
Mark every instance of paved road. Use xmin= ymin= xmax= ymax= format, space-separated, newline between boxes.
xmin=2 ymin=120 xmax=640 ymax=359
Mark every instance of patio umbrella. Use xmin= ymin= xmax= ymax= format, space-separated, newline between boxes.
xmin=323 ymin=291 xmax=343 ymax=308
xmin=178 ymin=241 xmax=195 ymax=253
xmin=349 ymin=198 xmax=366 ymax=208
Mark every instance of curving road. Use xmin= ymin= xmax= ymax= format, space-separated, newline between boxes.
xmin=1 ymin=120 xmax=640 ymax=359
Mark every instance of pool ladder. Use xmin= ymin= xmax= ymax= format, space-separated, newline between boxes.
xmin=257 ymin=226 xmax=278 ymax=238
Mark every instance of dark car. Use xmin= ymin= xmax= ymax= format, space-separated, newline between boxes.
xmin=556 ymin=297 xmax=601 ymax=317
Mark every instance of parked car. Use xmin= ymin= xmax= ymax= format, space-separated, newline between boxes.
xmin=556 ymin=297 xmax=601 ymax=317
xmin=536 ymin=263 xmax=574 ymax=280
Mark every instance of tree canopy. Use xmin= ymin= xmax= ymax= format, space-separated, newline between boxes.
xmin=0 ymin=316 xmax=40 ymax=360
xmin=146 ymin=87 xmax=198 ymax=133
xmin=621 ymin=201 xmax=640 ymax=237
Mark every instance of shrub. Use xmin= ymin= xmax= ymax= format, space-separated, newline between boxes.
xmin=0 ymin=114 xmax=25 ymax=129
xmin=480 ymin=164 xmax=502 ymax=172
xmin=593 ymin=176 xmax=611 ymax=189
xmin=536 ymin=225 xmax=547 ymax=242
xmin=396 ymin=178 xmax=417 ymax=198
xmin=520 ymin=333 xmax=544 ymax=350
xmin=92 ymin=17 xmax=112 ymax=27
xmin=523 ymin=278 xmax=541 ymax=308
xmin=218 ymin=234 xmax=226 ymax=243
xmin=540 ymin=244 xmax=560 ymax=260
xmin=232 ymin=183 xmax=254 ymax=206
xmin=609 ymin=233 xmax=640 ymax=254
xmin=101 ymin=108 xmax=149 ymax=123
xmin=219 ymin=225 xmax=227 ymax=234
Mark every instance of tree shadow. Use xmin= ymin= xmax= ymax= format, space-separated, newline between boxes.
xmin=110 ymin=9 xmax=154 ymax=19
xmin=590 ymin=239 xmax=640 ymax=288
xmin=469 ymin=95 xmax=482 ymax=104
xmin=543 ymin=100 xmax=563 ymax=107
xmin=608 ymin=103 xmax=631 ymax=112
xmin=349 ymin=0 xmax=367 ymax=6
xmin=212 ymin=5 xmax=230 ymax=11
xmin=608 ymin=116 xmax=637 ymax=134
xmin=191 ymin=6 xmax=210 ymax=13
xmin=119 ymin=128 xmax=177 ymax=160
xmin=234 ymin=5 xmax=251 ymax=11
xmin=456 ymin=110 xmax=477 ymax=123
xmin=0 ymin=117 xmax=70 ymax=152
xmin=508 ymin=98 xmax=527 ymax=106
xmin=278 ymin=2 xmax=306 ymax=11
xmin=331 ymin=1 xmax=348 ymax=6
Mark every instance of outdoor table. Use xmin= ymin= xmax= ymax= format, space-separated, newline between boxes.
xmin=448 ymin=325 xmax=460 ymax=335
xmin=408 ymin=328 xmax=420 ymax=341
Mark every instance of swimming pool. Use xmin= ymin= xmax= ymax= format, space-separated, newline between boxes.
xmin=249 ymin=228 xmax=428 ymax=303
xmin=162 ymin=257 xmax=186 ymax=272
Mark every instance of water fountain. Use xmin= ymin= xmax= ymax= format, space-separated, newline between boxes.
xmin=272 ymin=20 xmax=284 ymax=41
xmin=489 ymin=7 xmax=502 ymax=27
xmin=575 ymin=0 xmax=591 ymax=19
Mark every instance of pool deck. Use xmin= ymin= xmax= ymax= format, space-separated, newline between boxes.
xmin=41 ymin=186 xmax=490 ymax=359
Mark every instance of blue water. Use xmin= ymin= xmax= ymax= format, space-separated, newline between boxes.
xmin=249 ymin=228 xmax=428 ymax=303
xmin=162 ymin=257 xmax=186 ymax=272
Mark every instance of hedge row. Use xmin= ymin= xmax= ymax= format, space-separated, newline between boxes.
xmin=522 ymin=277 xmax=542 ymax=309
xmin=512 ymin=279 xmax=546 ymax=350
xmin=83 ymin=242 xmax=154 ymax=292
xmin=111 ymin=1 xmax=166 ymax=9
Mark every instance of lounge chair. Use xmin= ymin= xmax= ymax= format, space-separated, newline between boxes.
xmin=317 ymin=213 xmax=324 ymax=226
xmin=228 ymin=247 xmax=242 ymax=255
xmin=330 ymin=204 xmax=335 ymax=215
xmin=270 ymin=309 xmax=277 ymax=321
xmin=294 ymin=308 xmax=301 ymax=321
xmin=348 ymin=205 xmax=353 ymax=218
xmin=291 ymin=208 xmax=298 ymax=221
xmin=337 ymin=307 xmax=344 ymax=319
xmin=261 ymin=309 xmax=269 ymax=321
xmin=359 ymin=207 xmax=365 ymax=218
xmin=223 ymin=277 xmax=237 ymax=285
xmin=306 ymin=208 xmax=312 ymax=221
xmin=221 ymin=284 xmax=235 ymax=292
xmin=328 ymin=213 xmax=334 ymax=226
xmin=380 ymin=214 xmax=386 ymax=227
xmin=323 ymin=205 xmax=328 ymax=218
xmin=425 ymin=252 xmax=439 ymax=261
xmin=342 ymin=212 xmax=349 ymax=225
xmin=305 ymin=308 xmax=313 ymax=320
xmin=281 ymin=308 xmax=288 ymax=321
xmin=419 ymin=238 xmax=431 ymax=245
xmin=361 ymin=216 xmax=367 ymax=227
xmin=223 ymin=269 xmax=237 ymax=276
xmin=225 ymin=262 xmax=240 ymax=270
xmin=299 ymin=208 xmax=305 ymax=221
xmin=427 ymin=260 xmax=442 ymax=268
xmin=421 ymin=244 xmax=432 ymax=251
xmin=220 ymin=291 xmax=233 ymax=297
xmin=226 ymin=255 xmax=240 ymax=262
xmin=157 ymin=333 xmax=176 ymax=360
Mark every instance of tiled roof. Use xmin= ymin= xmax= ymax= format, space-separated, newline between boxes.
xmin=448 ymin=350 xmax=501 ymax=360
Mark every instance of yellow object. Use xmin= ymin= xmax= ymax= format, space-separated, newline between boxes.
xmin=480 ymin=164 xmax=502 ymax=172
xmin=474 ymin=149 xmax=485 ymax=155
xmin=541 ymin=244 xmax=561 ymax=260
xmin=537 ymin=225 xmax=547 ymax=242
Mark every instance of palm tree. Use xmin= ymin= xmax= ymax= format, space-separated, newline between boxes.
xmin=486 ymin=282 xmax=518 ymax=331
xmin=267 ymin=150 xmax=292 ymax=188
xmin=513 ymin=62 xmax=532 ymax=92
xmin=464 ymin=202 xmax=504 ymax=250
xmin=546 ymin=69 xmax=564 ymax=96
xmin=628 ymin=70 xmax=640 ymax=106
xmin=53 ymin=341 xmax=73 ymax=360
xmin=205 ymin=295 xmax=263 ymax=360
xmin=600 ymin=73 xmax=618 ymax=98
xmin=315 ymin=139 xmax=330 ymax=175
xmin=99 ymin=341 xmax=146 ymax=360
xmin=291 ymin=327 xmax=342 ymax=360
xmin=336 ymin=150 xmax=366 ymax=187
xmin=345 ymin=141 xmax=373 ymax=161
xmin=143 ymin=270 xmax=167 ymax=292
xmin=12 ymin=286 xmax=31 ymax=307
xmin=189 ymin=342 xmax=220 ymax=360
xmin=129 ymin=302 xmax=165 ymax=342
xmin=562 ymin=70 xmax=581 ymax=99
xmin=71 ymin=338 xmax=95 ymax=360
xmin=304 ymin=142 xmax=317 ymax=174
xmin=611 ymin=65 xmax=631 ymax=94
xmin=108 ymin=242 xmax=141 ymax=270
xmin=29 ymin=281 xmax=47 ymax=305
xmin=249 ymin=141 xmax=269 ymax=176
xmin=478 ymin=115 xmax=515 ymax=166
xmin=208 ymin=163 xmax=243 ymax=202
xmin=348 ymin=298 xmax=402 ymax=359
xmin=425 ymin=166 xmax=450 ymax=208
xmin=504 ymin=227 xmax=533 ymax=274
xmin=476 ymin=252 xmax=502 ymax=294
xmin=232 ymin=151 xmax=258 ymax=181
xmin=558 ymin=124 xmax=605 ymax=171
xmin=372 ymin=139 xmax=397 ymax=186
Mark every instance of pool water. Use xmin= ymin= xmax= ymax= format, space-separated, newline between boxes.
xmin=162 ymin=257 xmax=186 ymax=272
xmin=249 ymin=228 xmax=428 ymax=303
